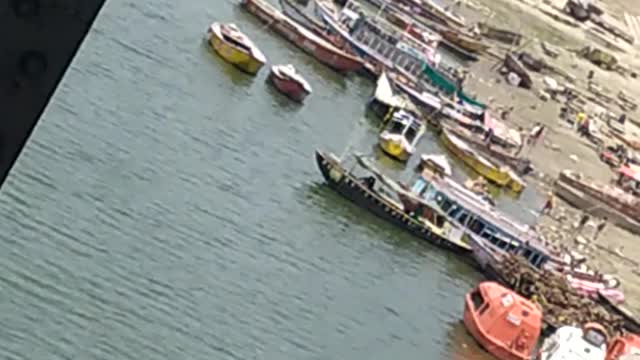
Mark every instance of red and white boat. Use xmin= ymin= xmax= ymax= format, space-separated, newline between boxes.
xmin=268 ymin=64 xmax=312 ymax=102
xmin=240 ymin=0 xmax=363 ymax=73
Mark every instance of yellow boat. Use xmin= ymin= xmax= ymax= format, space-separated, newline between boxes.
xmin=440 ymin=128 xmax=526 ymax=193
xmin=207 ymin=22 xmax=267 ymax=75
xmin=378 ymin=109 xmax=425 ymax=162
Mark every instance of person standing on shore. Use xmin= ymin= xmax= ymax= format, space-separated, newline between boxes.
xmin=593 ymin=217 xmax=607 ymax=241
xmin=575 ymin=212 xmax=590 ymax=236
xmin=540 ymin=192 xmax=555 ymax=216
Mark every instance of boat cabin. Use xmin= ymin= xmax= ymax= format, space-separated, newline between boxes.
xmin=538 ymin=323 xmax=609 ymax=360
xmin=410 ymin=173 xmax=550 ymax=268
xmin=383 ymin=110 xmax=422 ymax=144
xmin=464 ymin=282 xmax=542 ymax=360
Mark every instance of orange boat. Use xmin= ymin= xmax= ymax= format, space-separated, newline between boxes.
xmin=463 ymin=282 xmax=542 ymax=360
xmin=607 ymin=334 xmax=640 ymax=359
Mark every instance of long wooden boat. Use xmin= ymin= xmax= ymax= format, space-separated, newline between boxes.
xmin=241 ymin=0 xmax=363 ymax=72
xmin=315 ymin=150 xmax=471 ymax=253
xmin=439 ymin=29 xmax=490 ymax=54
xmin=207 ymin=23 xmax=267 ymax=75
xmin=504 ymin=53 xmax=533 ymax=89
xmin=477 ymin=22 xmax=522 ymax=46
xmin=441 ymin=123 xmax=531 ymax=174
xmin=441 ymin=128 xmax=526 ymax=192
xmin=393 ymin=0 xmax=465 ymax=28
xmin=553 ymin=170 xmax=640 ymax=235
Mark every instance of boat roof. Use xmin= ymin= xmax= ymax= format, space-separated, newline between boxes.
xmin=215 ymin=22 xmax=266 ymax=63
xmin=273 ymin=64 xmax=312 ymax=93
xmin=421 ymin=154 xmax=452 ymax=176
xmin=424 ymin=172 xmax=542 ymax=246
xmin=374 ymin=73 xmax=417 ymax=111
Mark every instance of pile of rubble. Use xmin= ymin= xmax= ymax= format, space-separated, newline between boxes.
xmin=494 ymin=254 xmax=626 ymax=336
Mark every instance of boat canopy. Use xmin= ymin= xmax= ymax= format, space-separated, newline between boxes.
xmin=374 ymin=73 xmax=418 ymax=112
xmin=619 ymin=164 xmax=640 ymax=182
xmin=421 ymin=62 xmax=486 ymax=109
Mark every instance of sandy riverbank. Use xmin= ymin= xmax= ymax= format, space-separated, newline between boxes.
xmin=448 ymin=0 xmax=640 ymax=311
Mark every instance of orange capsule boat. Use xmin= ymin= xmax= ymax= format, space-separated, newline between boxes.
xmin=607 ymin=333 xmax=640 ymax=360
xmin=463 ymin=281 xmax=542 ymax=360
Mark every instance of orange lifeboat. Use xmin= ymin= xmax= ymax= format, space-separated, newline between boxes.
xmin=463 ymin=281 xmax=542 ymax=360
xmin=607 ymin=333 xmax=640 ymax=360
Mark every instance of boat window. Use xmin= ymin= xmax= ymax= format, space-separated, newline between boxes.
xmin=412 ymin=178 xmax=427 ymax=194
xmin=457 ymin=211 xmax=469 ymax=226
xmin=438 ymin=197 xmax=453 ymax=213
xmin=221 ymin=34 xmax=252 ymax=54
xmin=470 ymin=289 xmax=484 ymax=310
xmin=521 ymin=248 xmax=533 ymax=260
xmin=447 ymin=205 xmax=461 ymax=218
xmin=435 ymin=214 xmax=445 ymax=228
xmin=479 ymin=302 xmax=490 ymax=316
xmin=530 ymin=253 xmax=541 ymax=267
xmin=390 ymin=50 xmax=399 ymax=63
xmin=405 ymin=124 xmax=418 ymax=143
xmin=506 ymin=242 xmax=518 ymax=252
xmin=389 ymin=120 xmax=405 ymax=134
xmin=480 ymin=227 xmax=496 ymax=240
xmin=496 ymin=238 xmax=509 ymax=250
xmin=468 ymin=218 xmax=485 ymax=235
xmin=583 ymin=328 xmax=607 ymax=348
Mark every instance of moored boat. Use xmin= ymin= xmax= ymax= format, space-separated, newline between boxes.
xmin=378 ymin=109 xmax=425 ymax=161
xmin=441 ymin=128 xmax=526 ymax=193
xmin=241 ymin=0 xmax=364 ymax=72
xmin=440 ymin=29 xmax=490 ymax=54
xmin=314 ymin=0 xmax=437 ymax=80
xmin=477 ymin=22 xmax=523 ymax=46
xmin=207 ymin=22 xmax=267 ymax=75
xmin=553 ymin=170 xmax=640 ymax=235
xmin=504 ymin=53 xmax=533 ymax=89
xmin=314 ymin=150 xmax=471 ymax=253
xmin=537 ymin=323 xmax=609 ymax=360
xmin=606 ymin=333 xmax=640 ymax=360
xmin=464 ymin=282 xmax=542 ymax=360
xmin=268 ymin=64 xmax=312 ymax=102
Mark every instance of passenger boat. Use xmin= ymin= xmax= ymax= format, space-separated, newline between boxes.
xmin=268 ymin=64 xmax=312 ymax=102
xmin=314 ymin=0 xmax=437 ymax=80
xmin=241 ymin=0 xmax=363 ymax=72
xmin=464 ymin=282 xmax=542 ymax=360
xmin=363 ymin=0 xmax=480 ymax=60
xmin=206 ymin=22 xmax=267 ymax=75
xmin=404 ymin=164 xmax=549 ymax=270
xmin=553 ymin=170 xmax=640 ymax=235
xmin=378 ymin=109 xmax=425 ymax=161
xmin=440 ymin=128 xmax=526 ymax=193
xmin=537 ymin=323 xmax=609 ymax=360
xmin=314 ymin=150 xmax=472 ymax=253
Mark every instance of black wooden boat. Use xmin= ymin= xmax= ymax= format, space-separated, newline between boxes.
xmin=315 ymin=150 xmax=471 ymax=253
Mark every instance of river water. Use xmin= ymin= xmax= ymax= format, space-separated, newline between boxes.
xmin=0 ymin=0 xmax=535 ymax=358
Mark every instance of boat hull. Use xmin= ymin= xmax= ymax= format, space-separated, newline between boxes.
xmin=210 ymin=33 xmax=265 ymax=75
xmin=315 ymin=150 xmax=471 ymax=253
xmin=379 ymin=136 xmax=412 ymax=162
xmin=553 ymin=175 xmax=640 ymax=235
xmin=441 ymin=129 xmax=524 ymax=192
xmin=242 ymin=0 xmax=363 ymax=72
xmin=463 ymin=299 xmax=530 ymax=360
xmin=268 ymin=71 xmax=310 ymax=102
xmin=441 ymin=30 xmax=489 ymax=54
